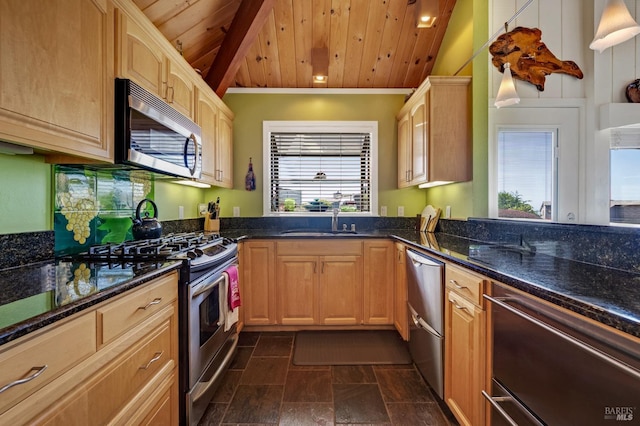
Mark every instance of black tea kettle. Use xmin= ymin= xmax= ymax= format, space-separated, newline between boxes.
xmin=132 ymin=198 xmax=162 ymax=240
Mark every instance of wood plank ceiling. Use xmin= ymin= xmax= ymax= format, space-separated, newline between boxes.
xmin=133 ymin=0 xmax=457 ymax=95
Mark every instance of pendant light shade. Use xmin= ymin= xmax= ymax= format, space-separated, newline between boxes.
xmin=495 ymin=63 xmax=520 ymax=108
xmin=590 ymin=0 xmax=640 ymax=53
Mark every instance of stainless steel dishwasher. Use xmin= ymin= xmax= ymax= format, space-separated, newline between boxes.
xmin=406 ymin=249 xmax=445 ymax=399
xmin=484 ymin=281 xmax=640 ymax=425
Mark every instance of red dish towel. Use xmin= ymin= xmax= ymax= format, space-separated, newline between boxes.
xmin=225 ymin=265 xmax=241 ymax=310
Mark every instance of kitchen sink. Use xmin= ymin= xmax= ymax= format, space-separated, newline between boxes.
xmin=280 ymin=230 xmax=358 ymax=237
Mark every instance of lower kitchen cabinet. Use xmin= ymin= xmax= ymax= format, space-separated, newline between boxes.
xmin=277 ymin=255 xmax=318 ymax=325
xmin=394 ymin=242 xmax=409 ymax=340
xmin=318 ymin=255 xmax=363 ymax=325
xmin=363 ymin=240 xmax=395 ymax=325
xmin=240 ymin=241 xmax=277 ymax=325
xmin=444 ymin=264 xmax=486 ymax=426
xmin=0 ymin=271 xmax=179 ymax=426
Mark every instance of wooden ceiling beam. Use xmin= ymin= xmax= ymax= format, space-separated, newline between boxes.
xmin=204 ymin=0 xmax=276 ymax=97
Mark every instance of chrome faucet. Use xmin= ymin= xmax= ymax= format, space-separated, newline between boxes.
xmin=332 ymin=208 xmax=339 ymax=232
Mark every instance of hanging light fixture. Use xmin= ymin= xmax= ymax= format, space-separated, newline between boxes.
xmin=590 ymin=0 xmax=640 ymax=53
xmin=311 ymin=47 xmax=329 ymax=85
xmin=415 ymin=0 xmax=438 ymax=28
xmin=495 ymin=63 xmax=520 ymax=108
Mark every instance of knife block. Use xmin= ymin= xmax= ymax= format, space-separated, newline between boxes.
xmin=204 ymin=217 xmax=220 ymax=232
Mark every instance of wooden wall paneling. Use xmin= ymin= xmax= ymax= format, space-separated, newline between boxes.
xmin=245 ymin=29 xmax=269 ymax=88
xmin=293 ymin=0 xmax=313 ymax=87
xmin=560 ymin=0 xmax=586 ymax=99
xmin=259 ymin=11 xmax=283 ymax=87
xmin=192 ymin=48 xmax=217 ymax=78
xmin=372 ymin=0 xmax=407 ymax=88
xmin=236 ymin=58 xmax=252 ymax=87
xmin=342 ymin=0 xmax=370 ymax=87
xmin=328 ymin=0 xmax=350 ymax=88
xmin=388 ymin=5 xmax=418 ymax=88
xmin=538 ymin=0 xmax=563 ymax=99
xmin=357 ymin=0 xmax=391 ymax=87
xmin=275 ymin=0 xmax=298 ymax=87
xmin=312 ymin=0 xmax=332 ymax=47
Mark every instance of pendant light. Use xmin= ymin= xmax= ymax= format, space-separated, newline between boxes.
xmin=415 ymin=0 xmax=438 ymax=28
xmin=590 ymin=0 xmax=640 ymax=53
xmin=495 ymin=63 xmax=520 ymax=108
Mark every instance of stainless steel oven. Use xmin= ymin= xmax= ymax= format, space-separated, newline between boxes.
xmin=484 ymin=282 xmax=640 ymax=426
xmin=183 ymin=256 xmax=238 ymax=426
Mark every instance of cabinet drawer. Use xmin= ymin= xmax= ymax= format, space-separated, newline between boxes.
xmin=445 ymin=264 xmax=484 ymax=307
xmin=97 ymin=272 xmax=177 ymax=346
xmin=0 ymin=312 xmax=96 ymax=415
xmin=277 ymin=240 xmax=362 ymax=256
xmin=42 ymin=319 xmax=174 ymax=426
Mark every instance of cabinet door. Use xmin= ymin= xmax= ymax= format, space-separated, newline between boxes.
xmin=196 ymin=90 xmax=218 ymax=185
xmin=363 ymin=241 xmax=394 ymax=324
xmin=319 ymin=256 xmax=362 ymax=325
xmin=0 ymin=0 xmax=114 ymax=161
xmin=444 ymin=289 xmax=485 ymax=426
xmin=116 ymin=9 xmax=164 ymax=97
xmin=397 ymin=113 xmax=411 ymax=188
xmin=277 ymin=256 xmax=318 ymax=325
xmin=409 ymin=96 xmax=428 ymax=185
xmin=166 ymin=59 xmax=195 ymax=120
xmin=241 ymin=241 xmax=276 ymax=325
xmin=216 ymin=109 xmax=234 ymax=188
xmin=394 ymin=243 xmax=409 ymax=340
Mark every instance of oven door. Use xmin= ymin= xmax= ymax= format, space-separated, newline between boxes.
xmin=186 ymin=265 xmax=238 ymax=425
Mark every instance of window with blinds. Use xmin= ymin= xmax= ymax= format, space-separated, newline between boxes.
xmin=265 ymin=122 xmax=377 ymax=215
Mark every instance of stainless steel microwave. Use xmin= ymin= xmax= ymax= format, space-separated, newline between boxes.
xmin=115 ymin=78 xmax=202 ymax=179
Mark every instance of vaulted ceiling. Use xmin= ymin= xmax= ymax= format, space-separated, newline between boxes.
xmin=133 ymin=0 xmax=457 ymax=96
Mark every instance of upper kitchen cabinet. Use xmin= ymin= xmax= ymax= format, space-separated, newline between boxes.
xmin=114 ymin=0 xmax=195 ymax=120
xmin=195 ymin=82 xmax=234 ymax=188
xmin=397 ymin=76 xmax=472 ymax=188
xmin=0 ymin=0 xmax=114 ymax=162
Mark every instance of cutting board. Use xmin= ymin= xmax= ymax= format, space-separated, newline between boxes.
xmin=420 ymin=205 xmax=441 ymax=233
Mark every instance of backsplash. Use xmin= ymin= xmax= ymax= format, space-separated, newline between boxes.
xmin=54 ymin=166 xmax=155 ymax=255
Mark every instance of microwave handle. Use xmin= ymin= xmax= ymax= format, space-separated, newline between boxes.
xmin=184 ymin=133 xmax=199 ymax=176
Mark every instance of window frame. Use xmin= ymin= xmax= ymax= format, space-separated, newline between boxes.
xmin=262 ymin=121 xmax=378 ymax=217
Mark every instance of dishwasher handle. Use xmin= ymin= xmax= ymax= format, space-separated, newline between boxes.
xmin=408 ymin=303 xmax=442 ymax=338
xmin=406 ymin=250 xmax=442 ymax=268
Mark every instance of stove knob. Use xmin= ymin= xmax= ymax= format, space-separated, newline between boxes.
xmin=194 ymin=248 xmax=204 ymax=257
xmin=186 ymin=251 xmax=198 ymax=260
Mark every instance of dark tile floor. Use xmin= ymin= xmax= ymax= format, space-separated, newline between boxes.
xmin=199 ymin=331 xmax=457 ymax=425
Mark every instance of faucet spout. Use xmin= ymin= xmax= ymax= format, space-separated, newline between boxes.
xmin=332 ymin=208 xmax=339 ymax=232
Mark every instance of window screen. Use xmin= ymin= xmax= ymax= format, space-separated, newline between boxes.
xmin=268 ymin=132 xmax=371 ymax=213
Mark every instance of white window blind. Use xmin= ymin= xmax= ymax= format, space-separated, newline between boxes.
xmin=269 ymin=132 xmax=372 ymax=213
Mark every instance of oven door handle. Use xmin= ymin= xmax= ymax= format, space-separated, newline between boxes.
xmin=484 ymin=294 xmax=640 ymax=381
xmin=192 ymin=274 xmax=226 ymax=299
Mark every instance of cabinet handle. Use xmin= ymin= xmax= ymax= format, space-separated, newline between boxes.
xmin=162 ymin=81 xmax=168 ymax=99
xmin=167 ymin=86 xmax=175 ymax=103
xmin=451 ymin=299 xmax=470 ymax=314
xmin=449 ymin=279 xmax=467 ymax=290
xmin=0 ymin=365 xmax=47 ymax=394
xmin=139 ymin=351 xmax=164 ymax=370
xmin=321 ymin=261 xmax=325 ymax=274
xmin=138 ymin=298 xmax=162 ymax=310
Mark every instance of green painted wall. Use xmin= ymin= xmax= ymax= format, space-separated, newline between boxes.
xmin=154 ymin=180 xmax=204 ymax=220
xmin=0 ymin=154 xmax=52 ymax=233
xmin=426 ymin=0 xmax=488 ymax=219
xmin=211 ymin=93 xmax=426 ymax=218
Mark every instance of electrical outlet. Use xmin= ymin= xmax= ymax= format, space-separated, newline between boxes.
xmin=178 ymin=205 xmax=184 ymax=219
xmin=397 ymin=206 xmax=404 ymax=217
xmin=233 ymin=206 xmax=240 ymax=217
xmin=445 ymin=205 xmax=451 ymax=218
xmin=198 ymin=203 xmax=208 ymax=216
xmin=380 ymin=206 xmax=387 ymax=216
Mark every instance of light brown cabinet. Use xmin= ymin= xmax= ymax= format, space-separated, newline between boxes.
xmin=241 ymin=241 xmax=277 ymax=325
xmin=444 ymin=264 xmax=486 ymax=426
xmin=397 ymin=76 xmax=472 ymax=188
xmin=115 ymin=3 xmax=195 ymax=120
xmin=277 ymin=256 xmax=318 ymax=325
xmin=393 ymin=242 xmax=409 ymax=340
xmin=363 ymin=240 xmax=395 ymax=325
xmin=216 ymin=108 xmax=234 ymax=188
xmin=0 ymin=271 xmax=179 ymax=426
xmin=318 ymin=256 xmax=362 ymax=325
xmin=0 ymin=0 xmax=114 ymax=161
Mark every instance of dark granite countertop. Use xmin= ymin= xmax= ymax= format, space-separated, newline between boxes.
xmin=0 ymin=259 xmax=182 ymax=346
xmin=225 ymin=229 xmax=640 ymax=338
